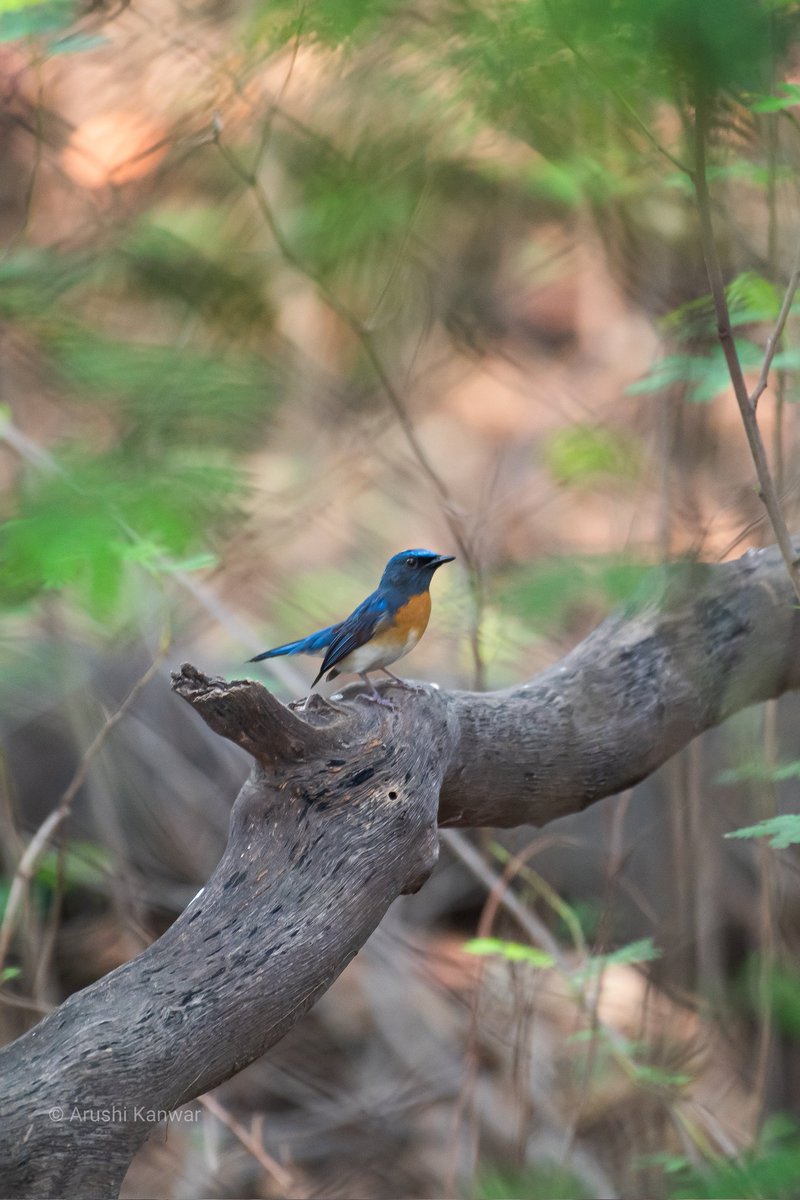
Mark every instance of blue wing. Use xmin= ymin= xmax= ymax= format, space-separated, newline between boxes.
xmin=248 ymin=623 xmax=338 ymax=663
xmin=312 ymin=591 xmax=390 ymax=685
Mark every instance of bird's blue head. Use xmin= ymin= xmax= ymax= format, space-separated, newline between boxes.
xmin=379 ymin=548 xmax=455 ymax=595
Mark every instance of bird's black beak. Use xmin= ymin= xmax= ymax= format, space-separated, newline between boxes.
xmin=430 ymin=554 xmax=455 ymax=569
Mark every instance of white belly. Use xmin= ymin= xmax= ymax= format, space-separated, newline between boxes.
xmin=335 ymin=628 xmax=421 ymax=675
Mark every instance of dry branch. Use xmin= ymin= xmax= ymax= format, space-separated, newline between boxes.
xmin=1 ymin=542 xmax=799 ymax=1197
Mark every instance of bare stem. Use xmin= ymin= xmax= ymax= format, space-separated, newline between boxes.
xmin=214 ymin=129 xmax=487 ymax=685
xmin=750 ymin=244 xmax=800 ymax=412
xmin=691 ymin=93 xmax=800 ymax=602
xmin=199 ymin=1092 xmax=305 ymax=1198
xmin=751 ymin=701 xmax=778 ymax=1132
xmin=0 ymin=643 xmax=169 ymax=972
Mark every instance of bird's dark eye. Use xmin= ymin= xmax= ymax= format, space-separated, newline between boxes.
xmin=405 ymin=557 xmax=417 ymax=568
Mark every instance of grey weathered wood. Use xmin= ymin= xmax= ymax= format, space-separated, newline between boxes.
xmin=1 ymin=543 xmax=798 ymax=1197
xmin=438 ymin=544 xmax=800 ymax=826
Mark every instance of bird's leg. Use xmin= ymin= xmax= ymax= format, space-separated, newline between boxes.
xmin=380 ymin=667 xmax=426 ymax=693
xmin=357 ymin=672 xmax=396 ymax=708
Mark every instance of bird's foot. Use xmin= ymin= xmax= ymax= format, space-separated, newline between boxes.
xmin=380 ymin=670 xmax=427 ymax=693
xmin=357 ymin=691 xmax=397 ymax=709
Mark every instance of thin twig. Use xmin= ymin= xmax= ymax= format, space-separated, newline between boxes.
xmin=765 ymin=98 xmax=789 ymax=494
xmin=250 ymin=23 xmax=303 ymax=177
xmin=441 ymin=829 xmax=560 ymax=955
xmin=752 ymin=700 xmax=778 ymax=1132
xmin=441 ymin=829 xmax=731 ymax=1165
xmin=0 ymin=642 xmax=169 ymax=972
xmin=749 ymin=245 xmax=800 ymax=412
xmin=199 ymin=1091 xmax=305 ymax=1198
xmin=691 ymin=91 xmax=800 ymax=602
xmin=213 ymin=131 xmax=488 ymax=687
xmin=7 ymin=60 xmax=45 ymax=252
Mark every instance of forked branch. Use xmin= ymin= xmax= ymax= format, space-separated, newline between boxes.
xmin=1 ymin=541 xmax=800 ymax=1197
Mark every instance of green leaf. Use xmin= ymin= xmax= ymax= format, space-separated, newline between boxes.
xmin=627 ymin=353 xmax=711 ymax=394
xmin=571 ymin=937 xmax=661 ymax=982
xmin=289 ymin=139 xmax=423 ymax=281
xmin=524 ymin=153 xmax=627 ymax=206
xmin=0 ymin=0 xmax=74 ymax=42
xmin=0 ymin=451 xmax=239 ymax=619
xmin=661 ymin=274 xmax=783 ymax=343
xmin=631 ymin=1063 xmax=691 ymax=1088
xmin=500 ymin=554 xmax=652 ymax=635
xmin=718 ymin=760 xmax=800 ymax=785
xmin=463 ymin=937 xmax=555 ymax=967
xmin=594 ymin=936 xmax=661 ymax=966
xmin=667 ymin=1118 xmax=800 ymax=1200
xmin=545 ymin=425 xmax=638 ymax=486
xmin=249 ymin=0 xmax=394 ymax=48
xmin=749 ymin=82 xmax=800 ymax=112
xmin=740 ymin=959 xmax=800 ymax=1039
xmin=34 ymin=841 xmax=112 ymax=891
xmin=478 ymin=1162 xmax=592 ymax=1200
xmin=643 ymin=0 xmax=778 ymax=95
xmin=726 ymin=271 xmax=781 ymax=323
xmin=1 ymin=966 xmax=21 ymax=983
xmin=463 ymin=936 xmax=660 ymax=978
xmin=627 ymin=341 xmax=763 ymax=403
xmin=634 ymin=1151 xmax=690 ymax=1175
xmin=48 ymin=331 xmax=276 ymax=450
xmin=156 ymin=552 xmax=219 ymax=574
xmin=0 ymin=249 xmax=89 ymax=318
xmin=119 ymin=220 xmax=273 ymax=336
xmin=725 ymin=815 xmax=800 ymax=850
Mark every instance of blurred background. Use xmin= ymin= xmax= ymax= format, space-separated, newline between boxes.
xmin=3 ymin=0 xmax=800 ymax=1196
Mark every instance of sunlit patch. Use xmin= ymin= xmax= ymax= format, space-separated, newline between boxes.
xmin=62 ymin=111 xmax=168 ymax=188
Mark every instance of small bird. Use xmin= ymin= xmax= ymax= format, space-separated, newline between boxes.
xmin=249 ymin=548 xmax=455 ymax=707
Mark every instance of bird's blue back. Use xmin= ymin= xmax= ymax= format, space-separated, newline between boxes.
xmin=312 ymin=589 xmax=390 ymax=680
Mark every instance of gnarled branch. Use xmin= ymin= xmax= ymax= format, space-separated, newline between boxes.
xmin=1 ymin=542 xmax=799 ymax=1197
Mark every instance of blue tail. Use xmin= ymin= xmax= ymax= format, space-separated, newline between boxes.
xmin=248 ymin=623 xmax=338 ymax=663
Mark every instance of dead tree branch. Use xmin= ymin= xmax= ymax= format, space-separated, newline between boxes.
xmin=1 ymin=542 xmax=799 ymax=1197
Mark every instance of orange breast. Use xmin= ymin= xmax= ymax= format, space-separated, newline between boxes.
xmin=392 ymin=590 xmax=431 ymax=640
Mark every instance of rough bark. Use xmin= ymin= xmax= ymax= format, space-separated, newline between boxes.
xmin=439 ymin=544 xmax=800 ymax=826
xmin=1 ymin=542 xmax=799 ymax=1198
